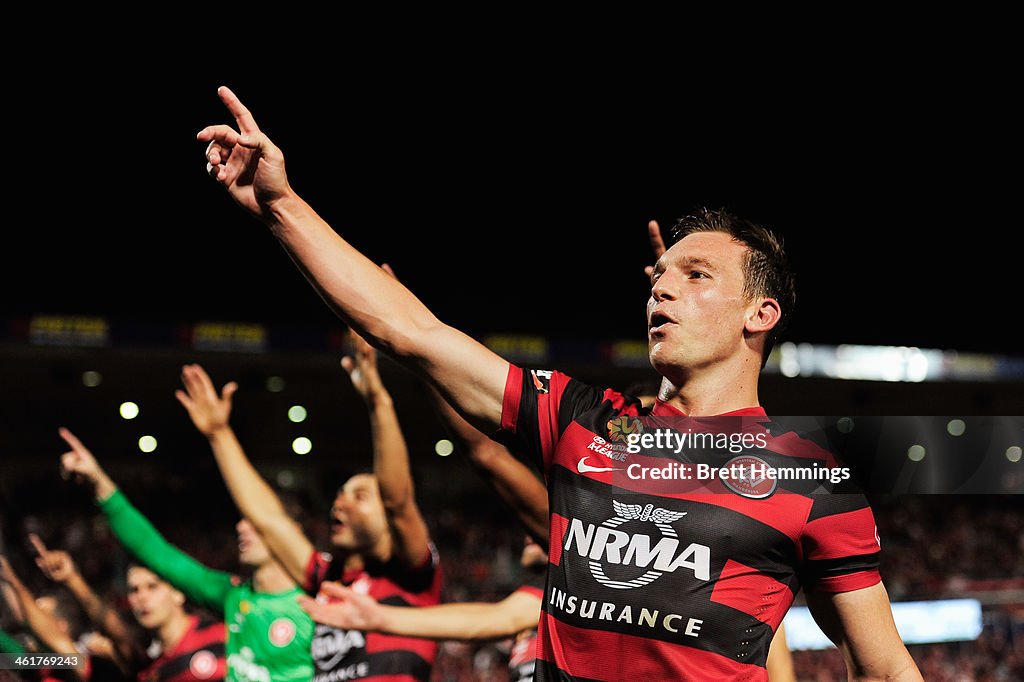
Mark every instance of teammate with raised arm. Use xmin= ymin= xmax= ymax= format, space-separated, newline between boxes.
xmin=302 ymin=536 xmax=547 ymax=682
xmin=59 ymin=428 xmax=310 ymax=682
xmin=174 ymin=353 xmax=440 ymax=682
xmin=29 ymin=534 xmax=141 ymax=676
xmin=0 ymin=555 xmax=91 ymax=681
xmin=199 ymin=86 xmax=920 ymax=681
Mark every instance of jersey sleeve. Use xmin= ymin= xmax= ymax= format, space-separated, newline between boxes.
xmin=496 ymin=365 xmax=606 ymax=474
xmin=303 ymin=550 xmax=334 ymax=595
xmin=386 ymin=541 xmax=441 ymax=596
xmin=799 ymin=494 xmax=882 ymax=593
xmin=99 ymin=490 xmax=234 ymax=612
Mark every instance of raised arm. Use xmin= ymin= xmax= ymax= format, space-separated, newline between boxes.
xmin=298 ymin=581 xmax=540 ymax=641
xmin=0 ymin=555 xmax=83 ymax=677
xmin=29 ymin=534 xmax=139 ymax=668
xmin=342 ymin=330 xmax=431 ymax=568
xmin=805 ymin=583 xmax=922 ymax=681
xmin=427 ymin=384 xmax=549 ymax=543
xmin=765 ymin=622 xmax=795 ymax=682
xmin=198 ymin=87 xmax=508 ymax=432
xmin=59 ymin=429 xmax=234 ymax=612
xmin=176 ymin=363 xmax=313 ymax=585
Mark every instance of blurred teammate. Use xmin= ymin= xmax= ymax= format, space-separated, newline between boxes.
xmin=59 ymin=429 xmax=311 ymax=682
xmin=302 ymin=536 xmax=546 ymax=682
xmin=125 ymin=564 xmax=226 ymax=682
xmin=174 ymin=349 xmax=440 ymax=682
xmin=198 ymin=86 xmax=920 ymax=681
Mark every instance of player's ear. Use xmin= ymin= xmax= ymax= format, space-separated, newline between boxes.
xmin=173 ymin=589 xmax=185 ymax=607
xmin=745 ymin=297 xmax=781 ymax=335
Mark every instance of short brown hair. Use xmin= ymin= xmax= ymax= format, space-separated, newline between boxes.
xmin=669 ymin=207 xmax=796 ymax=366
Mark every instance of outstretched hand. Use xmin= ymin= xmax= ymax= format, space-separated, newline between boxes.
xmin=644 ymin=220 xmax=667 ymax=279
xmin=175 ymin=364 xmax=238 ymax=437
xmin=197 ymin=86 xmax=291 ymax=219
xmin=297 ymin=581 xmax=385 ymax=631
xmin=59 ymin=428 xmax=104 ymax=485
xmin=59 ymin=428 xmax=118 ymax=500
xmin=29 ymin=535 xmax=77 ymax=584
xmin=342 ymin=328 xmax=384 ymax=401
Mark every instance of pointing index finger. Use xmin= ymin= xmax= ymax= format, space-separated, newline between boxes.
xmin=58 ymin=427 xmax=83 ymax=450
xmin=217 ymin=86 xmax=261 ymax=135
xmin=28 ymin=534 xmax=49 ymax=556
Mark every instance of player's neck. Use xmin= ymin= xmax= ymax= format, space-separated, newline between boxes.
xmin=253 ymin=561 xmax=297 ymax=594
xmin=662 ymin=356 xmax=761 ymax=416
xmin=158 ymin=611 xmax=193 ymax=653
xmin=363 ymin=531 xmax=393 ymax=564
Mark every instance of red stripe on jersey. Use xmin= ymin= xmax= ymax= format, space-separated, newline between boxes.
xmin=803 ymin=507 xmax=879 ymax=560
xmin=502 ymin=365 xmax=523 ymax=433
xmin=304 ymin=550 xmax=331 ymax=593
xmin=710 ymin=559 xmax=794 ymax=630
xmin=177 ymin=621 xmax=226 ymax=651
xmin=359 ymin=676 xmax=426 ymax=682
xmin=548 ymin=513 xmax=569 ymax=566
xmin=554 ymin=423 xmax=812 ymax=541
xmin=601 ymin=388 xmax=631 ymax=412
xmin=365 ymin=553 xmax=441 ymax=606
xmin=764 ymin=430 xmax=840 ymax=466
xmin=536 ymin=611 xmax=766 ymax=681
xmin=365 ymin=631 xmax=437 ymax=660
xmin=361 ymin=551 xmax=443 ymax=663
xmin=813 ymin=570 xmax=882 ymax=594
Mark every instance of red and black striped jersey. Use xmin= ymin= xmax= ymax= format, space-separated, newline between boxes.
xmin=498 ymin=366 xmax=882 ymax=682
xmin=304 ymin=544 xmax=442 ymax=682
xmin=137 ymin=615 xmax=226 ymax=682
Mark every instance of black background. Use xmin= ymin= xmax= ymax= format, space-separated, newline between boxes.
xmin=4 ymin=58 xmax=1015 ymax=355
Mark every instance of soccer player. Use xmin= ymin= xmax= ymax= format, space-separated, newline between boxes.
xmin=174 ymin=351 xmax=441 ymax=682
xmin=301 ymin=535 xmax=547 ymax=682
xmin=198 ymin=86 xmax=921 ymax=680
xmin=125 ymin=564 xmax=227 ymax=682
xmin=59 ymin=428 xmax=311 ymax=682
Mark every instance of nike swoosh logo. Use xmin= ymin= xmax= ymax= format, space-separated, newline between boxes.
xmin=577 ymin=457 xmax=624 ymax=474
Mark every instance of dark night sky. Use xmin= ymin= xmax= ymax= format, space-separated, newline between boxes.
xmin=5 ymin=59 xmax=1014 ymax=356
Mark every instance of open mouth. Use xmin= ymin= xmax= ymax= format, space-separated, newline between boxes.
xmin=649 ymin=310 xmax=674 ymax=331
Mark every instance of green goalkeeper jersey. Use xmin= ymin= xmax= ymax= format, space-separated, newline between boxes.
xmin=101 ymin=490 xmax=313 ymax=682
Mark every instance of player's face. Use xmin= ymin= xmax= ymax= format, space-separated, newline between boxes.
xmin=520 ymin=536 xmax=548 ymax=569
xmin=647 ymin=232 xmax=756 ymax=380
xmin=237 ymin=518 xmax=272 ymax=567
xmin=330 ymin=474 xmax=389 ymax=551
xmin=127 ymin=566 xmax=184 ymax=630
